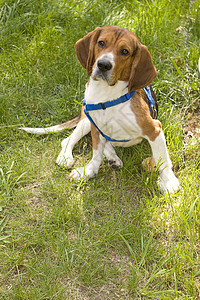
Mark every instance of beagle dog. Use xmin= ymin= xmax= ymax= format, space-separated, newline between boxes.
xmin=22 ymin=26 xmax=180 ymax=194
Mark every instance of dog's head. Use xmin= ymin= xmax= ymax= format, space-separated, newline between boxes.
xmin=75 ymin=26 xmax=157 ymax=93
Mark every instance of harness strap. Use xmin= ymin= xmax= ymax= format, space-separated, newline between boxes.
xmin=84 ymin=110 xmax=131 ymax=143
xmin=83 ymin=86 xmax=156 ymax=143
xmin=143 ymin=86 xmax=155 ymax=114
xmin=83 ymin=90 xmax=135 ymax=112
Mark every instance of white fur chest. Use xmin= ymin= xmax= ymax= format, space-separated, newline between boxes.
xmin=84 ymin=78 xmax=143 ymax=147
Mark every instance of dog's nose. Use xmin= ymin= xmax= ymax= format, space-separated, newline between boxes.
xmin=97 ymin=60 xmax=112 ymax=72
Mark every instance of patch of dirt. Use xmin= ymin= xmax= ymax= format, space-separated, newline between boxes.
xmin=62 ymin=252 xmax=133 ymax=300
xmin=24 ymin=182 xmax=52 ymax=219
xmin=183 ymin=108 xmax=200 ymax=140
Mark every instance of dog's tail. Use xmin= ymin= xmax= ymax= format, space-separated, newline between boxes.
xmin=20 ymin=115 xmax=80 ymax=135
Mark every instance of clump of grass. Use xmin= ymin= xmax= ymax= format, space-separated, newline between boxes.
xmin=0 ymin=161 xmax=26 ymax=198
xmin=0 ymin=0 xmax=199 ymax=299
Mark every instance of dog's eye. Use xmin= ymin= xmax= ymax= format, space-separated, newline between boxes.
xmin=120 ymin=49 xmax=130 ymax=56
xmin=98 ymin=41 xmax=105 ymax=48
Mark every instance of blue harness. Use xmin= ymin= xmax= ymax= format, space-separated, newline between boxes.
xmin=83 ymin=86 xmax=156 ymax=143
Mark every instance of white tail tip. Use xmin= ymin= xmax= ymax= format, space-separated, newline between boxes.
xmin=20 ymin=125 xmax=64 ymax=135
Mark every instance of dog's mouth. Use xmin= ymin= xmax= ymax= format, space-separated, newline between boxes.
xmin=92 ymin=73 xmax=116 ymax=87
xmin=92 ymin=66 xmax=116 ymax=86
xmin=92 ymin=70 xmax=109 ymax=82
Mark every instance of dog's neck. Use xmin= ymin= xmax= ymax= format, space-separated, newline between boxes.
xmin=85 ymin=77 xmax=128 ymax=104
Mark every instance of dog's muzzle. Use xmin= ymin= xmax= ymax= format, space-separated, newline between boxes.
xmin=92 ymin=53 xmax=114 ymax=83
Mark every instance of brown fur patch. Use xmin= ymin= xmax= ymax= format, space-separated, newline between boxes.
xmin=91 ymin=124 xmax=100 ymax=150
xmin=79 ymin=106 xmax=87 ymax=121
xmin=142 ymin=157 xmax=156 ymax=172
xmin=131 ymin=90 xmax=161 ymax=141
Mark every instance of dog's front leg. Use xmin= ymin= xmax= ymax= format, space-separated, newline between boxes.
xmin=104 ymin=142 xmax=123 ymax=169
xmin=70 ymin=125 xmax=105 ymax=180
xmin=148 ymin=130 xmax=180 ymax=194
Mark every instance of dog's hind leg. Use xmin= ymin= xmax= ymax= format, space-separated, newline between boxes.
xmin=56 ymin=117 xmax=91 ymax=168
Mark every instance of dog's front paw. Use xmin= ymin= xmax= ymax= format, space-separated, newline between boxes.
xmin=70 ymin=165 xmax=97 ymax=181
xmin=70 ymin=167 xmax=86 ymax=180
xmin=56 ymin=152 xmax=74 ymax=168
xmin=159 ymin=172 xmax=180 ymax=195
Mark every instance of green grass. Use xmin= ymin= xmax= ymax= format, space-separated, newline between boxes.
xmin=0 ymin=0 xmax=200 ymax=298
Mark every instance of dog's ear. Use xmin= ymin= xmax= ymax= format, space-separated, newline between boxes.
xmin=128 ymin=44 xmax=157 ymax=93
xmin=75 ymin=27 xmax=102 ymax=76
